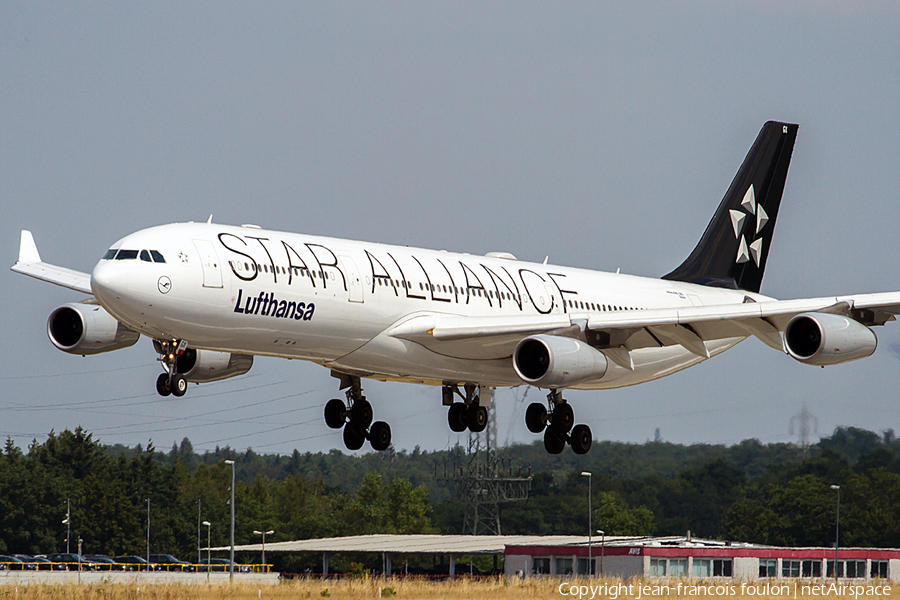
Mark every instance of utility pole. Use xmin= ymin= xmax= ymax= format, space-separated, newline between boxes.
xmin=146 ymin=498 xmax=151 ymax=569
xmin=831 ymin=485 xmax=841 ymax=580
xmin=581 ymin=472 xmax=592 ymax=576
xmin=225 ymin=460 xmax=236 ymax=581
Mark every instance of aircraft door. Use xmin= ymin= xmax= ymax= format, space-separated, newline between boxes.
xmin=339 ymin=255 xmax=364 ymax=303
xmin=192 ymin=239 xmax=223 ymax=288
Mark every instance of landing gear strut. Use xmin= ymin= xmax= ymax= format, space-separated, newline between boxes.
xmin=525 ymin=390 xmax=592 ymax=455
xmin=325 ymin=373 xmax=392 ymax=452
xmin=154 ymin=339 xmax=188 ymax=398
xmin=443 ymin=383 xmax=488 ymax=434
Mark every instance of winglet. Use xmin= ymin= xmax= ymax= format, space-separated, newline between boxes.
xmin=18 ymin=230 xmax=41 ymax=264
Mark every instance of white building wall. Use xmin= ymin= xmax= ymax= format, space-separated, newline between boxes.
xmin=889 ymin=559 xmax=900 ymax=583
xmin=600 ymin=555 xmax=644 ymax=579
xmin=733 ymin=557 xmax=758 ymax=580
xmin=504 ymin=555 xmax=529 ymax=578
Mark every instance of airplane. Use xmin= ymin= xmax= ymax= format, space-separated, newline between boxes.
xmin=11 ymin=121 xmax=900 ymax=455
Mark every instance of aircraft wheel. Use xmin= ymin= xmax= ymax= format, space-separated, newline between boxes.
xmin=343 ymin=424 xmax=366 ymax=451
xmin=171 ymin=374 xmax=188 ymax=397
xmin=570 ymin=424 xmax=592 ymax=455
xmin=350 ymin=399 xmax=373 ymax=429
xmin=543 ymin=428 xmax=566 ymax=454
xmin=156 ymin=373 xmax=172 ymax=397
xmin=525 ymin=403 xmax=547 ymax=433
xmin=324 ymin=399 xmax=346 ymax=429
xmin=550 ymin=402 xmax=574 ymax=432
xmin=369 ymin=421 xmax=392 ymax=451
xmin=467 ymin=405 xmax=488 ymax=433
xmin=447 ymin=402 xmax=468 ymax=432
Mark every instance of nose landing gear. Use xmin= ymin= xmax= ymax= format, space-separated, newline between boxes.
xmin=325 ymin=373 xmax=392 ymax=452
xmin=154 ymin=339 xmax=189 ymax=397
xmin=525 ymin=390 xmax=592 ymax=455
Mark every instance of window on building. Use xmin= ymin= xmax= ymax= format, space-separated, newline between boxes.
xmin=802 ymin=560 xmax=822 ymax=578
xmin=828 ymin=560 xmax=867 ymax=579
xmin=782 ymin=560 xmax=801 ymax=578
xmin=532 ymin=557 xmax=550 ymax=575
xmin=650 ymin=559 xmax=667 ymax=577
xmin=670 ymin=559 xmax=688 ymax=577
xmin=871 ymin=560 xmax=888 ymax=579
xmin=713 ymin=559 xmax=733 ymax=577
xmin=556 ymin=558 xmax=573 ymax=575
xmin=577 ymin=558 xmax=595 ymax=575
xmin=693 ymin=559 xmax=711 ymax=578
xmin=759 ymin=559 xmax=777 ymax=578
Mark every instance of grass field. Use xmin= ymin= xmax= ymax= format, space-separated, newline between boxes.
xmin=1 ymin=577 xmax=895 ymax=599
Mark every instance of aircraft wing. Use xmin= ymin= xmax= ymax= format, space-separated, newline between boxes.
xmin=10 ymin=230 xmax=93 ymax=295
xmin=388 ymin=292 xmax=900 ymax=361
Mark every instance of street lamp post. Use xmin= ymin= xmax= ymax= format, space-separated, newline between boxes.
xmin=146 ymin=498 xmax=151 ymax=570
xmin=62 ymin=499 xmax=70 ymax=554
xmin=197 ymin=498 xmax=202 ymax=565
xmin=597 ymin=530 xmax=605 ymax=577
xmin=253 ymin=529 xmax=275 ymax=572
xmin=831 ymin=485 xmax=841 ymax=581
xmin=581 ymin=472 xmax=592 ymax=576
xmin=202 ymin=521 xmax=211 ymax=584
xmin=225 ymin=460 xmax=236 ymax=581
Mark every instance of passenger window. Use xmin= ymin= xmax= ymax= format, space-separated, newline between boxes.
xmin=140 ymin=250 xmax=152 ymax=262
xmin=150 ymin=250 xmax=166 ymax=263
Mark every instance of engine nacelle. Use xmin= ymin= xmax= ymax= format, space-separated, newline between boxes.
xmin=48 ymin=303 xmax=140 ymax=355
xmin=175 ymin=348 xmax=253 ymax=383
xmin=784 ymin=312 xmax=877 ymax=366
xmin=513 ymin=334 xmax=608 ymax=388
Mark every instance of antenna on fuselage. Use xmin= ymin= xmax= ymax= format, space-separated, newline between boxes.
xmin=207 ymin=214 xmax=213 ymax=224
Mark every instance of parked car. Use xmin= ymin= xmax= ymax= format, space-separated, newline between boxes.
xmin=0 ymin=555 xmax=25 ymax=571
xmin=44 ymin=553 xmax=97 ymax=571
xmin=10 ymin=555 xmax=37 ymax=571
xmin=84 ymin=554 xmax=122 ymax=571
xmin=25 ymin=555 xmax=65 ymax=571
xmin=198 ymin=558 xmax=252 ymax=573
xmin=148 ymin=553 xmax=195 ymax=572
xmin=114 ymin=555 xmax=150 ymax=572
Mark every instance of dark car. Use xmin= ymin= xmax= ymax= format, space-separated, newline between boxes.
xmin=114 ymin=555 xmax=150 ymax=572
xmin=148 ymin=553 xmax=195 ymax=572
xmin=0 ymin=555 xmax=26 ymax=571
xmin=19 ymin=555 xmax=62 ymax=571
xmin=84 ymin=554 xmax=122 ymax=571
xmin=44 ymin=553 xmax=96 ymax=571
xmin=198 ymin=558 xmax=251 ymax=573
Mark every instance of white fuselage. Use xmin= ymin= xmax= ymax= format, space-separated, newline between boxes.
xmin=90 ymin=223 xmax=766 ymax=389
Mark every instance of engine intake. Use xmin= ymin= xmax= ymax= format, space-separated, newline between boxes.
xmin=784 ymin=312 xmax=877 ymax=366
xmin=48 ymin=303 xmax=140 ymax=355
xmin=513 ymin=334 xmax=608 ymax=388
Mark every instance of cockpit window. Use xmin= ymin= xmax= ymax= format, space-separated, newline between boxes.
xmin=140 ymin=250 xmax=152 ymax=262
xmin=115 ymin=250 xmax=139 ymax=260
xmin=150 ymin=250 xmax=166 ymax=263
xmin=103 ymin=249 xmax=118 ymax=260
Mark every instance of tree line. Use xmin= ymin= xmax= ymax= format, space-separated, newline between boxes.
xmin=1 ymin=426 xmax=899 ymax=573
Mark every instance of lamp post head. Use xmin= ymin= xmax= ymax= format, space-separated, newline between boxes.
xmin=597 ymin=530 xmax=605 ymax=535
xmin=266 ymin=530 xmax=274 ymax=535
xmin=581 ymin=471 xmax=591 ymax=477
xmin=830 ymin=485 xmax=840 ymax=490
xmin=225 ymin=459 xmax=235 ymax=465
xmin=202 ymin=521 xmax=210 ymax=527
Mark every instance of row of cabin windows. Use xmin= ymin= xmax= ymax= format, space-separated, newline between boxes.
xmin=103 ymin=249 xmax=166 ymax=263
xmin=567 ymin=298 xmax=643 ymax=312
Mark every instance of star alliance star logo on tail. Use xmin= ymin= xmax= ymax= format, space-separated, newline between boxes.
xmin=729 ymin=185 xmax=768 ymax=267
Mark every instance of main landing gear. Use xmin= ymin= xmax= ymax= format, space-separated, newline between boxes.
xmin=154 ymin=339 xmax=188 ymax=398
xmin=324 ymin=373 xmax=392 ymax=452
xmin=443 ymin=384 xmax=489 ymax=434
xmin=525 ymin=390 xmax=592 ymax=455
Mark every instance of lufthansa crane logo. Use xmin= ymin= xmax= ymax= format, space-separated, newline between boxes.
xmin=729 ymin=185 xmax=768 ymax=267
xmin=158 ymin=276 xmax=172 ymax=294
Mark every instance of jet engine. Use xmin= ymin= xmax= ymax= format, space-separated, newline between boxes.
xmin=513 ymin=334 xmax=608 ymax=388
xmin=48 ymin=302 xmax=140 ymax=355
xmin=784 ymin=312 xmax=877 ymax=366
xmin=174 ymin=348 xmax=253 ymax=383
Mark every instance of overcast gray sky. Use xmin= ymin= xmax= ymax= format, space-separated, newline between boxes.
xmin=3 ymin=2 xmax=900 ymax=457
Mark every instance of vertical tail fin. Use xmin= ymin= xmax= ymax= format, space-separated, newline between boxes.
xmin=662 ymin=121 xmax=798 ymax=293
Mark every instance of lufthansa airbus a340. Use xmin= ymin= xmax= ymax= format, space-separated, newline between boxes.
xmin=13 ymin=122 xmax=900 ymax=455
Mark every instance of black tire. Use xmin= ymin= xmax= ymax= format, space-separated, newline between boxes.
xmin=171 ymin=374 xmax=188 ymax=397
xmin=369 ymin=421 xmax=392 ymax=451
xmin=467 ymin=404 xmax=488 ymax=433
xmin=324 ymin=399 xmax=346 ymax=429
xmin=570 ymin=424 xmax=592 ymax=455
xmin=550 ymin=402 xmax=574 ymax=432
xmin=447 ymin=402 xmax=468 ymax=432
xmin=350 ymin=399 xmax=373 ymax=429
xmin=343 ymin=424 xmax=366 ymax=451
xmin=525 ymin=403 xmax=547 ymax=433
xmin=543 ymin=427 xmax=566 ymax=454
xmin=156 ymin=373 xmax=171 ymax=397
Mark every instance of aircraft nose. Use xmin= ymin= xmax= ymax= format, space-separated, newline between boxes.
xmin=91 ymin=260 xmax=128 ymax=303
